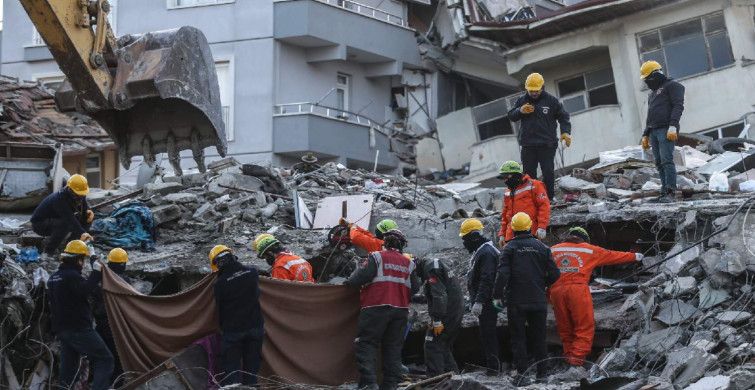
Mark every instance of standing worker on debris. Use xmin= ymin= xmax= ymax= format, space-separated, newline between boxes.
xmin=254 ymin=234 xmax=315 ymax=282
xmin=459 ymin=218 xmax=501 ymax=376
xmin=210 ymin=245 xmax=264 ymax=387
xmin=493 ymin=212 xmax=560 ymax=386
xmin=413 ymin=257 xmax=463 ymax=378
xmin=340 ymin=218 xmax=400 ymax=253
xmin=344 ymin=229 xmax=420 ymax=390
xmin=92 ymin=248 xmax=132 ymax=387
xmin=549 ymin=227 xmax=642 ymax=367
xmin=497 ymin=161 xmax=551 ymax=246
xmin=640 ymin=61 xmax=685 ymax=203
xmin=507 ymin=73 xmax=572 ymax=200
xmin=31 ymin=174 xmax=95 ymax=261
xmin=47 ymin=240 xmax=113 ymax=390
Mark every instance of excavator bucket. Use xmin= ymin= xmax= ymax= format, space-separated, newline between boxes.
xmin=55 ymin=27 xmax=227 ymax=175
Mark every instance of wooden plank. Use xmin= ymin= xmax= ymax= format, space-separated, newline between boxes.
xmin=312 ymin=194 xmax=374 ymax=230
xmin=293 ymin=189 xmax=314 ymax=230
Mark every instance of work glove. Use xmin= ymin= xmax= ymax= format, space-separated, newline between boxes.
xmin=432 ymin=321 xmax=444 ymax=336
xmin=80 ymin=233 xmax=94 ymax=243
xmin=641 ymin=136 xmax=651 ymax=150
xmin=498 ymin=236 xmax=506 ymax=248
xmin=520 ymin=103 xmax=535 ymax=115
xmin=666 ymin=126 xmax=678 ymax=141
xmin=493 ymin=299 xmax=503 ymax=308
xmin=86 ymin=210 xmax=94 ymax=223
xmin=338 ymin=217 xmax=353 ymax=228
xmin=635 ymin=253 xmax=644 ymax=262
xmin=471 ymin=302 xmax=483 ymax=317
xmin=92 ymin=259 xmax=103 ymax=272
xmin=536 ymin=228 xmax=547 ymax=240
xmin=560 ymin=133 xmax=571 ymax=148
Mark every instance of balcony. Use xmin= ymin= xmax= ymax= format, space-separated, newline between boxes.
xmin=273 ymin=103 xmax=405 ymax=170
xmin=273 ymin=0 xmax=423 ymax=74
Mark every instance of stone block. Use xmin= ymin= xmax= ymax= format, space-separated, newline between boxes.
xmin=150 ymin=204 xmax=181 ymax=226
xmin=663 ymin=244 xmax=701 ymax=275
xmin=660 ymin=346 xmax=717 ymax=389
xmin=192 ymin=203 xmax=216 ymax=222
xmin=143 ymin=182 xmax=183 ymax=197
xmin=624 ymin=326 xmax=685 ymax=360
xmin=655 ymin=299 xmax=701 ymax=325
xmin=163 ymin=193 xmax=199 ymax=204
xmin=698 ymin=280 xmax=731 ymax=310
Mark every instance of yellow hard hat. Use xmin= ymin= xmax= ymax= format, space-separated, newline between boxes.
xmin=640 ymin=61 xmax=662 ymax=79
xmin=107 ymin=248 xmax=128 ymax=263
xmin=67 ymin=174 xmax=90 ymax=196
xmin=525 ymin=73 xmax=545 ymax=91
xmin=209 ymin=245 xmax=232 ymax=272
xmin=511 ymin=212 xmax=533 ymax=232
xmin=253 ymin=234 xmax=274 ymax=251
xmin=62 ymin=240 xmax=89 ymax=256
xmin=459 ymin=218 xmax=484 ymax=237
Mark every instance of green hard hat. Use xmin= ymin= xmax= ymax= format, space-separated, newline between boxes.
xmin=498 ymin=161 xmax=523 ymax=176
xmin=256 ymin=236 xmax=281 ymax=257
xmin=567 ymin=227 xmax=590 ymax=242
xmin=376 ymin=219 xmax=399 ymax=234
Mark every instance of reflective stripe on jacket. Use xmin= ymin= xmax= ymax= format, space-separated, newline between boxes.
xmin=498 ymin=175 xmax=551 ymax=241
xmin=360 ymin=249 xmax=415 ymax=309
xmin=272 ymin=251 xmax=314 ymax=282
xmin=550 ymin=241 xmax=635 ymax=287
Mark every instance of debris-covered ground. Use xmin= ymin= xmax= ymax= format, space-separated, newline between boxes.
xmin=1 ymin=140 xmax=754 ymax=389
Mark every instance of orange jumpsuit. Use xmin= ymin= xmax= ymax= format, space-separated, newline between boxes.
xmin=349 ymin=226 xmax=383 ymax=253
xmin=498 ymin=175 xmax=550 ymax=242
xmin=549 ymin=241 xmax=635 ymax=365
xmin=271 ymin=251 xmax=315 ymax=282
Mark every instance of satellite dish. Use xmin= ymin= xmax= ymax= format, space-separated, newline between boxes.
xmin=136 ymin=154 xmax=164 ymax=189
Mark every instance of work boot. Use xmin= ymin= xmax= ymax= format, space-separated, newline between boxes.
xmin=658 ymin=191 xmax=676 ymax=203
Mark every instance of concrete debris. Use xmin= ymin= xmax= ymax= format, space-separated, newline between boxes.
xmin=698 ymin=280 xmax=732 ymax=310
xmin=662 ymin=276 xmax=696 ymax=297
xmin=659 ymin=346 xmax=717 ymax=388
xmin=655 ymin=299 xmax=701 ymax=325
xmin=143 ymin=182 xmax=183 ymax=197
xmin=684 ymin=375 xmax=730 ymax=390
xmin=715 ymin=311 xmax=752 ymax=325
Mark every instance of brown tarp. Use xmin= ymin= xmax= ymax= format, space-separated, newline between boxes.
xmin=102 ymin=266 xmax=360 ymax=386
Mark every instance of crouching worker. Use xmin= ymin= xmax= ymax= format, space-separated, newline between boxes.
xmin=210 ymin=245 xmax=264 ymax=387
xmin=254 ymin=234 xmax=314 ymax=282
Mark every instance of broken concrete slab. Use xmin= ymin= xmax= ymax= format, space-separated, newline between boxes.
xmin=143 ymin=182 xmax=183 ymax=197
xmin=163 ymin=193 xmax=199 ymax=204
xmin=597 ymin=348 xmax=633 ymax=374
xmin=624 ymin=326 xmax=685 ymax=360
xmin=699 ymin=249 xmax=734 ymax=288
xmin=685 ymin=375 xmax=731 ymax=390
xmin=207 ymin=169 xmax=265 ymax=197
xmin=151 ymin=204 xmax=181 ymax=226
xmin=720 ymin=250 xmax=746 ymax=276
xmin=729 ymin=369 xmax=755 ymax=390
xmin=192 ymin=203 xmax=217 ymax=222
xmin=663 ymin=243 xmax=701 ymax=275
xmin=715 ymin=311 xmax=752 ymax=325
xmin=660 ymin=346 xmax=718 ymax=388
xmin=708 ymin=214 xmax=755 ymax=273
xmin=656 ymin=299 xmax=702 ymax=325
xmin=663 ymin=276 xmax=697 ymax=297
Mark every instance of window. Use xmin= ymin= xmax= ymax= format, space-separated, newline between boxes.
xmin=557 ymin=67 xmax=618 ymax=114
xmin=32 ymin=0 xmax=117 ymax=45
xmin=473 ymin=97 xmax=514 ymax=141
xmin=34 ymin=75 xmax=66 ymax=92
xmin=169 ymin=0 xmax=234 ymax=8
xmin=86 ymin=155 xmax=101 ymax=189
xmin=637 ymin=13 xmax=734 ymax=80
xmin=215 ymin=60 xmax=234 ymax=142
xmin=698 ymin=120 xmax=746 ymax=140
xmin=336 ymin=73 xmax=350 ymax=112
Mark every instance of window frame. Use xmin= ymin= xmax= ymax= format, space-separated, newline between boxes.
xmin=214 ymin=58 xmax=235 ymax=142
xmin=32 ymin=73 xmax=66 ymax=92
xmin=336 ymin=73 xmax=350 ymax=113
xmin=636 ymin=12 xmax=734 ymax=80
xmin=85 ymin=154 xmax=102 ymax=189
xmin=555 ymin=67 xmax=617 ymax=114
xmin=167 ymin=0 xmax=235 ymax=10
xmin=697 ymin=119 xmax=747 ymax=140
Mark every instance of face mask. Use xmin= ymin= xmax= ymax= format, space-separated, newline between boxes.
xmin=374 ymin=229 xmax=384 ymax=240
xmin=462 ymin=234 xmax=482 ymax=253
xmin=505 ymin=175 xmax=521 ymax=189
xmin=108 ymin=262 xmax=126 ymax=274
xmin=265 ymin=254 xmax=275 ymax=267
xmin=644 ymin=71 xmax=666 ymax=90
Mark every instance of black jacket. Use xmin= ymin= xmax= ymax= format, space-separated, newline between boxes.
xmin=493 ymin=233 xmax=560 ymax=307
xmin=467 ymin=242 xmax=499 ymax=305
xmin=214 ymin=260 xmax=263 ymax=333
xmin=417 ymin=259 xmax=463 ymax=323
xmin=31 ymin=189 xmax=90 ymax=237
xmin=47 ymin=263 xmax=102 ymax=333
xmin=92 ymin=266 xmax=131 ymax=326
xmin=508 ymin=91 xmax=571 ymax=147
xmin=644 ymin=78 xmax=685 ymax=136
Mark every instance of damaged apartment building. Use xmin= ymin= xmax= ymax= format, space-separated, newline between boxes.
xmin=414 ymin=0 xmax=755 ymax=185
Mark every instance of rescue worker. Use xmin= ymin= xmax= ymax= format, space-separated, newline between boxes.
xmin=550 ymin=227 xmax=643 ymax=367
xmin=497 ymin=161 xmax=550 ymax=246
xmin=507 ymin=73 xmax=572 ymax=200
xmin=639 ymin=61 xmax=685 ymax=203
xmin=31 ymin=174 xmax=95 ymax=260
xmin=493 ymin=213 xmax=560 ymax=386
xmin=47 ymin=240 xmax=113 ymax=390
xmin=340 ymin=218 xmax=399 ymax=253
xmin=254 ymin=234 xmax=314 ymax=282
xmin=92 ymin=248 xmax=132 ymax=387
xmin=459 ymin=218 xmax=500 ymax=376
xmin=210 ymin=245 xmax=264 ymax=387
xmin=344 ymin=229 xmax=420 ymax=390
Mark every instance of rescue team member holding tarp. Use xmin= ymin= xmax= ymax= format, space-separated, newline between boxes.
xmin=413 ymin=257 xmax=463 ymax=378
xmin=507 ymin=72 xmax=572 ymax=200
xmin=493 ymin=212 xmax=560 ymax=386
xmin=340 ymin=218 xmax=400 ymax=253
xmin=32 ymin=174 xmax=95 ymax=261
xmin=47 ymin=240 xmax=113 ymax=390
xmin=254 ymin=234 xmax=315 ymax=282
xmin=344 ymin=229 xmax=420 ymax=390
xmin=210 ymin=245 xmax=264 ymax=387
xmin=459 ymin=218 xmax=501 ymax=376
xmin=549 ymin=227 xmax=642 ymax=367
xmin=639 ymin=60 xmax=685 ymax=203
xmin=497 ymin=161 xmax=550 ymax=246
xmin=92 ymin=248 xmax=132 ymax=387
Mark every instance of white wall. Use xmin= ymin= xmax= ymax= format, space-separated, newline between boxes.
xmin=435 ymin=107 xmax=478 ymax=170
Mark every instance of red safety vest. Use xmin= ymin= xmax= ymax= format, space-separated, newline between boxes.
xmin=360 ymin=249 xmax=414 ymax=309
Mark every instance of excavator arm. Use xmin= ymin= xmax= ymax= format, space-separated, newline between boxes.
xmin=19 ymin=0 xmax=227 ymax=175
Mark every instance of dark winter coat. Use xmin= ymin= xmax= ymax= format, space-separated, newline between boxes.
xmin=644 ymin=78 xmax=685 ymax=136
xmin=467 ymin=242 xmax=499 ymax=305
xmin=214 ymin=260 xmax=264 ymax=333
xmin=508 ymin=91 xmax=571 ymax=146
xmin=47 ymin=263 xmax=102 ymax=333
xmin=493 ymin=233 xmax=560 ymax=307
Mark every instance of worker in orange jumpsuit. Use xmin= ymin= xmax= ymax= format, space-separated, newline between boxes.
xmin=340 ymin=218 xmax=399 ymax=253
xmin=496 ymin=161 xmax=550 ymax=246
xmin=549 ymin=227 xmax=643 ymax=366
xmin=253 ymin=234 xmax=314 ymax=282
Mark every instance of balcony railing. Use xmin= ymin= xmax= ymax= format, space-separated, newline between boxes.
xmin=274 ymin=102 xmax=396 ymax=134
xmin=316 ymin=0 xmax=407 ymax=27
